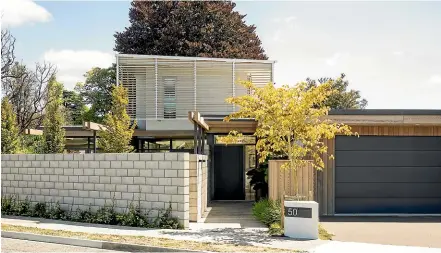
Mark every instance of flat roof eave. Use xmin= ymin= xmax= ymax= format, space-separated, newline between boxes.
xmin=116 ymin=53 xmax=276 ymax=64
xmin=328 ymin=109 xmax=441 ymax=116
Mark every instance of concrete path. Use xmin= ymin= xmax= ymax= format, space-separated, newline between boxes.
xmin=192 ymin=201 xmax=266 ymax=229
xmin=321 ymin=216 xmax=441 ymax=248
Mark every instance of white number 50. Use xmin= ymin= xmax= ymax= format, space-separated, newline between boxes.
xmin=288 ymin=208 xmax=298 ymax=216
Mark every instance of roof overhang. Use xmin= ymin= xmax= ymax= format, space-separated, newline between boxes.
xmin=195 ymin=109 xmax=441 ymax=134
xmin=116 ymin=54 xmax=276 ymax=64
xmin=328 ymin=109 xmax=441 ymax=126
xmin=25 ymin=122 xmax=107 ymax=137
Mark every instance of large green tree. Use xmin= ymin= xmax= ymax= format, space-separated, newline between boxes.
xmin=42 ymin=76 xmax=66 ymax=153
xmin=75 ymin=65 xmax=115 ymax=123
xmin=63 ymin=89 xmax=87 ymax=125
xmin=306 ymin=73 xmax=367 ymax=109
xmin=1 ymin=98 xmax=21 ymax=154
xmin=114 ymin=1 xmax=267 ymax=59
xmin=99 ymin=85 xmax=136 ymax=153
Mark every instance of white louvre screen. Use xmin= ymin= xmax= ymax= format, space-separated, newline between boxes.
xmin=163 ymin=77 xmax=176 ymax=119
xmin=117 ymin=55 xmax=273 ymax=121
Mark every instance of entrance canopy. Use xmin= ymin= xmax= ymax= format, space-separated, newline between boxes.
xmin=189 ymin=112 xmax=258 ymax=134
xmin=24 ymin=121 xmax=106 ymax=153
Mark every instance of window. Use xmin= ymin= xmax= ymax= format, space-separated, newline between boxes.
xmin=163 ymin=77 xmax=176 ymax=118
xmin=141 ymin=138 xmax=194 ymax=154
xmin=172 ymin=139 xmax=194 ymax=150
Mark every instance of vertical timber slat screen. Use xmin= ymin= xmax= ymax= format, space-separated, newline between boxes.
xmin=268 ymin=160 xmax=314 ymax=201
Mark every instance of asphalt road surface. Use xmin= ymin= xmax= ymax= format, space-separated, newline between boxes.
xmin=1 ymin=238 xmax=125 ymax=252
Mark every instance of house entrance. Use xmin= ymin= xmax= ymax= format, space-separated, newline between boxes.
xmin=213 ymin=145 xmax=245 ymax=200
xmin=212 ymin=134 xmax=258 ymax=201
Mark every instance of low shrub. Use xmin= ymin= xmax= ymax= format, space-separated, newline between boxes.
xmin=1 ymin=195 xmax=16 ymax=215
xmin=94 ymin=204 xmax=118 ymax=225
xmin=1 ymin=195 xmax=182 ymax=229
xmin=117 ymin=202 xmax=149 ymax=227
xmin=268 ymin=222 xmax=284 ymax=236
xmin=252 ymin=199 xmax=281 ymax=226
xmin=154 ymin=203 xmax=182 ymax=229
xmin=252 ymin=199 xmax=283 ymax=236
xmin=33 ymin=202 xmax=47 ymax=218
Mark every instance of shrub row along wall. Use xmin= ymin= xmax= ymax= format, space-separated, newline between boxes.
xmin=1 ymin=153 xmax=191 ymax=228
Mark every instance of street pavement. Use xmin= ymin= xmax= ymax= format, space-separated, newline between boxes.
xmin=1 ymin=238 xmax=124 ymax=253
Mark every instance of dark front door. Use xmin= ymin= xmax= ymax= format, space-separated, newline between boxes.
xmin=335 ymin=135 xmax=441 ymax=214
xmin=214 ymin=145 xmax=245 ymax=200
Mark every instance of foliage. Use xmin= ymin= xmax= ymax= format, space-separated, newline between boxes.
xmin=306 ymin=73 xmax=367 ymax=109
xmin=246 ymin=159 xmax=269 ymax=201
xmin=117 ymin=203 xmax=149 ymax=227
xmin=75 ymin=65 xmax=115 ymax=123
xmin=319 ymin=224 xmax=334 ymax=240
xmin=17 ymin=197 xmax=33 ymax=216
xmin=99 ymin=85 xmax=136 ymax=153
xmin=1 ymin=29 xmax=16 ymax=80
xmin=268 ymin=222 xmax=284 ymax=236
xmin=224 ymin=79 xmax=353 ymax=195
xmin=2 ymin=30 xmax=57 ymax=132
xmin=252 ymin=199 xmax=284 ymax=236
xmin=1 ymin=195 xmax=17 ymax=215
xmin=94 ymin=204 xmax=118 ymax=225
xmin=2 ymin=62 xmax=57 ymax=132
xmin=1 ymin=195 xmax=182 ymax=229
xmin=154 ymin=203 xmax=182 ymax=229
xmin=114 ymin=1 xmax=267 ymax=60
xmin=63 ymin=89 xmax=87 ymax=125
xmin=1 ymin=98 xmax=21 ymax=154
xmin=33 ymin=202 xmax=48 ymax=218
xmin=48 ymin=202 xmax=65 ymax=220
xmin=42 ymin=76 xmax=66 ymax=153
xmin=20 ymin=135 xmax=44 ymax=154
xmin=252 ymin=199 xmax=281 ymax=227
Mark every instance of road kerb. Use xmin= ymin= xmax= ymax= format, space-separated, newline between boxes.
xmin=1 ymin=231 xmax=203 ymax=252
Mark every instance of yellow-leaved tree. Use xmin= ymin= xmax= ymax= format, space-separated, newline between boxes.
xmin=223 ymin=79 xmax=353 ymax=198
xmin=99 ymin=85 xmax=136 ymax=153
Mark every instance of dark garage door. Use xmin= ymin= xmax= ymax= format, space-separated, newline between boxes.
xmin=335 ymin=136 xmax=441 ymax=214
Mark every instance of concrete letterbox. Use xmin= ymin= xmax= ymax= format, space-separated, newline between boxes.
xmin=284 ymin=201 xmax=319 ymax=240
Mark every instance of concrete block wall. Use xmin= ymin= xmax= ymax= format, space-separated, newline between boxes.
xmin=1 ymin=153 xmax=190 ymax=228
xmin=189 ymin=154 xmax=208 ymax=222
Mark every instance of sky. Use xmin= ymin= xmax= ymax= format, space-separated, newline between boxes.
xmin=2 ymin=0 xmax=441 ymax=109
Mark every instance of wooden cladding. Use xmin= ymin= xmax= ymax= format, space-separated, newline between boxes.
xmin=317 ymin=138 xmax=335 ymax=216
xmin=317 ymin=125 xmax=441 ymax=216
xmin=268 ymin=160 xmax=315 ymax=201
xmin=328 ymin=115 xmax=441 ymax=126
xmin=350 ymin=125 xmax=441 ymax=136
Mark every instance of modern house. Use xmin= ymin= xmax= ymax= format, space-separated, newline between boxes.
xmin=25 ymin=54 xmax=440 ymax=215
